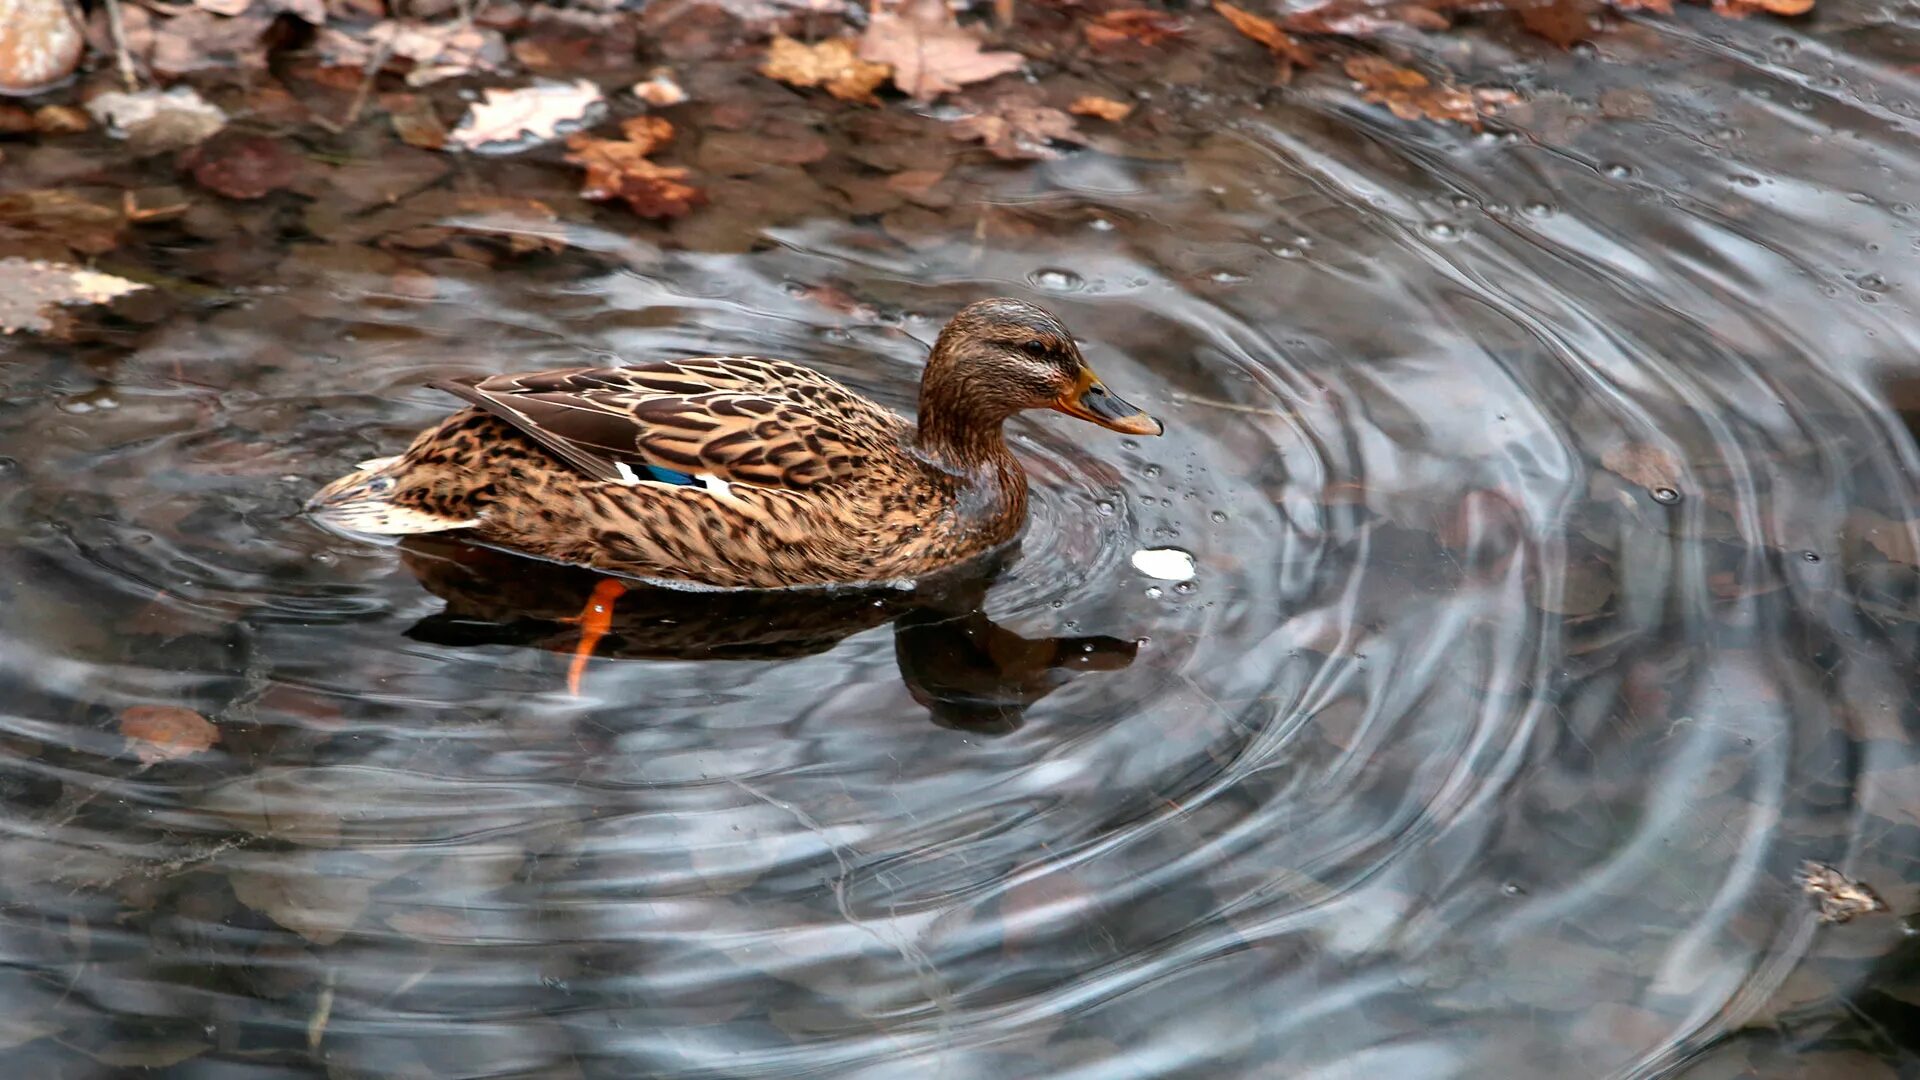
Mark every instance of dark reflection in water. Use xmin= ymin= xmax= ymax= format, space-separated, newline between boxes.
xmin=399 ymin=539 xmax=1139 ymax=733
xmin=3 ymin=6 xmax=1920 ymax=1079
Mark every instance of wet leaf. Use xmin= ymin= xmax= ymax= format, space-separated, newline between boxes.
xmin=1712 ymin=0 xmax=1812 ymax=16
xmin=32 ymin=103 xmax=88 ymax=134
xmin=633 ymin=70 xmax=689 ymax=106
xmin=761 ymin=34 xmax=891 ymax=104
xmin=565 ymin=116 xmax=705 ymax=218
xmin=1282 ymin=0 xmax=1458 ymax=35
xmin=859 ymin=0 xmax=1024 ymax=102
xmin=230 ymin=861 xmax=373 ymax=945
xmin=119 ymin=705 xmax=219 ymax=765
xmin=381 ymin=92 xmax=447 ymax=149
xmin=183 ymin=134 xmax=300 ymax=200
xmin=1848 ymin=509 xmax=1918 ymax=567
xmin=1797 ymin=861 xmax=1889 ymax=924
xmin=950 ymin=102 xmax=1083 ymax=160
xmin=1214 ymin=1 xmax=1315 ymax=78
xmin=449 ymin=79 xmax=607 ymax=154
xmin=0 ymin=0 xmax=85 ymax=94
xmin=1070 ymin=95 xmax=1134 ymax=121
xmin=1344 ymin=55 xmax=1519 ymax=128
xmin=87 ymin=86 xmax=228 ymax=155
xmin=0 ymin=259 xmax=148 ymax=336
xmin=149 ymin=10 xmax=274 ymax=79
xmin=1601 ymin=442 xmax=1683 ymax=493
xmin=318 ymin=19 xmax=510 ymax=86
xmin=1517 ymin=0 xmax=1601 ymax=47
xmin=0 ymin=189 xmax=125 ymax=257
xmin=1082 ymin=8 xmax=1186 ymax=51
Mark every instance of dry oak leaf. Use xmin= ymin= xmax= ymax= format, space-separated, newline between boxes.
xmin=119 ymin=705 xmax=219 ymax=765
xmin=0 ymin=258 xmax=147 ymax=335
xmin=859 ymin=0 xmax=1024 ymax=102
xmin=1214 ymin=1 xmax=1315 ymax=75
xmin=565 ymin=116 xmax=704 ymax=219
xmin=1070 ymin=95 xmax=1134 ymax=121
xmin=449 ymin=79 xmax=607 ymax=154
xmin=1344 ymin=55 xmax=1518 ymax=128
xmin=761 ymin=34 xmax=891 ymax=104
xmin=1083 ymin=8 xmax=1186 ymax=50
xmin=950 ymin=103 xmax=1083 ymax=160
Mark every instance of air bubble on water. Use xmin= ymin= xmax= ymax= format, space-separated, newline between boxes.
xmin=1273 ymin=245 xmax=1304 ymax=259
xmin=1029 ymin=268 xmax=1085 ymax=292
xmin=1095 ymin=499 xmax=1115 ymax=516
xmin=1524 ymin=202 xmax=1556 ymax=218
xmin=1208 ymin=270 xmax=1247 ymax=285
xmin=1210 ymin=510 xmax=1228 ymax=523
xmin=1855 ymin=273 xmax=1888 ymax=293
xmin=1449 ymin=194 xmax=1473 ymax=210
xmin=1501 ymin=881 xmax=1528 ymax=897
xmin=1144 ymin=586 xmax=1163 ymax=598
xmin=1143 ymin=464 xmax=1161 ymax=478
xmin=1603 ymin=163 xmax=1633 ymax=179
xmin=1651 ymin=486 xmax=1683 ymax=505
xmin=1424 ymin=222 xmax=1460 ymax=241
xmin=1088 ymin=218 xmax=1115 ymax=232
xmin=1131 ymin=547 xmax=1196 ymax=582
xmin=1174 ymin=581 xmax=1196 ymax=595
xmin=1803 ymin=551 xmax=1821 ymax=562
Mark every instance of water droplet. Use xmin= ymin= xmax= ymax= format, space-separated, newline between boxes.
xmin=1856 ymin=273 xmax=1888 ymax=293
xmin=1029 ymin=268 xmax=1085 ymax=292
xmin=1424 ymin=222 xmax=1459 ymax=240
xmin=1095 ymin=499 xmax=1115 ymax=516
xmin=1650 ymin=486 xmax=1683 ymax=505
xmin=1210 ymin=510 xmax=1228 ymax=523
xmin=1131 ymin=547 xmax=1196 ymax=582
xmin=1501 ymin=881 xmax=1528 ymax=897
xmin=1603 ymin=163 xmax=1633 ymax=179
xmin=1143 ymin=464 xmax=1161 ymax=478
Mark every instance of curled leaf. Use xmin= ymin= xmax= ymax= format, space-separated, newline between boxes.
xmin=1344 ymin=55 xmax=1518 ymax=128
xmin=859 ymin=0 xmax=1023 ymax=102
xmin=565 ymin=116 xmax=704 ymax=218
xmin=1070 ymin=95 xmax=1135 ymax=121
xmin=1797 ymin=861 xmax=1888 ymax=924
xmin=1214 ymin=0 xmax=1315 ymax=77
xmin=761 ymin=34 xmax=891 ymax=104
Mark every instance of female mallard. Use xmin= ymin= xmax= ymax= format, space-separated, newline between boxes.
xmin=308 ymin=297 xmax=1162 ymax=591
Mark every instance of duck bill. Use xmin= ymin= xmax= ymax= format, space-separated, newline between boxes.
xmin=1054 ymin=370 xmax=1164 ymax=436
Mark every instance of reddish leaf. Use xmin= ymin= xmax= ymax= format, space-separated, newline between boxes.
xmin=565 ymin=116 xmax=705 ymax=219
xmin=184 ymin=135 xmax=299 ymax=200
xmin=120 ymin=705 xmax=219 ymax=765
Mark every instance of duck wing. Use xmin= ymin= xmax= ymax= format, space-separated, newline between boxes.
xmin=431 ymin=358 xmax=903 ymax=491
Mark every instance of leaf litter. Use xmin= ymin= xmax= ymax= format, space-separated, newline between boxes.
xmin=0 ymin=259 xmax=148 ymax=335
xmin=858 ymin=0 xmax=1024 ymax=102
xmin=448 ymin=79 xmax=608 ymax=154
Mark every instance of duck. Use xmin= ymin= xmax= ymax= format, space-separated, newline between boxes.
xmin=306 ymin=297 xmax=1163 ymax=592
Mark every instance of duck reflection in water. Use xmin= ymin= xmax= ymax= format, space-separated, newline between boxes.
xmin=396 ymin=538 xmax=1138 ymax=734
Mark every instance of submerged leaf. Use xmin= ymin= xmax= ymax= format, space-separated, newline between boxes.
xmin=1344 ymin=55 xmax=1518 ymax=127
xmin=565 ymin=116 xmax=704 ymax=218
xmin=1070 ymin=95 xmax=1135 ymax=121
xmin=1082 ymin=8 xmax=1186 ymax=50
xmin=1797 ymin=861 xmax=1888 ymax=924
xmin=762 ymin=34 xmax=891 ymax=104
xmin=87 ymin=86 xmax=228 ymax=154
xmin=120 ymin=705 xmax=219 ymax=765
xmin=859 ymin=0 xmax=1023 ymax=102
xmin=448 ymin=79 xmax=607 ymax=154
xmin=950 ymin=102 xmax=1083 ymax=160
xmin=0 ymin=259 xmax=148 ymax=336
xmin=1214 ymin=0 xmax=1316 ymax=77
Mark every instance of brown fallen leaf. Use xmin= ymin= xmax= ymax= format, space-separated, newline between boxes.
xmin=183 ymin=134 xmax=299 ymax=200
xmin=0 ymin=0 xmax=85 ymax=94
xmin=1082 ymin=8 xmax=1186 ymax=51
xmin=448 ymin=79 xmax=607 ymax=154
xmin=1344 ymin=55 xmax=1519 ymax=128
xmin=317 ymin=20 xmax=511 ymax=86
xmin=381 ymin=92 xmax=447 ymax=149
xmin=0 ymin=189 xmax=125 ymax=258
xmin=1711 ymin=0 xmax=1812 ymax=15
xmin=149 ymin=10 xmax=274 ymax=79
xmin=1600 ymin=442 xmax=1683 ymax=494
xmin=0 ymin=258 xmax=148 ymax=336
xmin=950 ymin=102 xmax=1083 ymax=160
xmin=1797 ymin=861 xmax=1888 ymax=924
xmin=859 ymin=0 xmax=1024 ymax=102
xmin=87 ymin=86 xmax=228 ymax=155
xmin=33 ymin=104 xmax=88 ymax=133
xmin=762 ymin=34 xmax=892 ymax=104
xmin=633 ymin=69 xmax=688 ymax=106
xmin=565 ymin=116 xmax=705 ymax=219
xmin=1070 ymin=95 xmax=1134 ymax=121
xmin=119 ymin=705 xmax=219 ymax=765
xmin=1214 ymin=0 xmax=1315 ymax=79
xmin=1517 ymin=0 xmax=1601 ymax=47
xmin=1281 ymin=0 xmax=1460 ymax=35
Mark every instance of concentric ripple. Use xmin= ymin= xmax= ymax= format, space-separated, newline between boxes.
xmin=3 ymin=8 xmax=1919 ymax=1079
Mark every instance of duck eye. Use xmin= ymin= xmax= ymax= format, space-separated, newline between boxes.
xmin=1020 ymin=340 xmax=1048 ymax=358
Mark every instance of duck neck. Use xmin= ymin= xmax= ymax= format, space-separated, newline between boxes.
xmin=915 ymin=383 xmax=1028 ymax=519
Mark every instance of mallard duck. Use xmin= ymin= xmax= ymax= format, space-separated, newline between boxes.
xmin=307 ymin=297 xmax=1162 ymax=590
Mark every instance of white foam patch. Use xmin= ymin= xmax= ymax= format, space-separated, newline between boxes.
xmin=1131 ymin=547 xmax=1196 ymax=582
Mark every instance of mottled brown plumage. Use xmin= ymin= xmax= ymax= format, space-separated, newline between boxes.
xmin=307 ymin=298 xmax=1161 ymax=589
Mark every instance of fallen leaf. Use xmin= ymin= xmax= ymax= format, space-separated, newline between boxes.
xmin=859 ymin=0 xmax=1024 ymax=102
xmin=32 ymin=103 xmax=88 ymax=133
xmin=448 ymin=79 xmax=607 ymax=154
xmin=1282 ymin=0 xmax=1459 ymax=35
xmin=316 ymin=20 xmax=509 ymax=86
xmin=183 ymin=134 xmax=299 ymax=199
xmin=1849 ymin=510 xmax=1919 ymax=567
xmin=633 ymin=69 xmax=688 ymax=106
xmin=1797 ymin=861 xmax=1889 ymax=924
xmin=762 ymin=34 xmax=891 ymax=104
xmin=0 ymin=0 xmax=85 ymax=94
xmin=0 ymin=259 xmax=148 ymax=336
xmin=1344 ymin=55 xmax=1518 ymax=128
xmin=565 ymin=116 xmax=705 ymax=218
xmin=87 ymin=86 xmax=228 ymax=154
xmin=230 ymin=862 xmax=373 ymax=945
xmin=0 ymin=189 xmax=125 ymax=257
xmin=1517 ymin=0 xmax=1601 ymax=47
xmin=149 ymin=10 xmax=274 ymax=79
xmin=1070 ymin=94 xmax=1134 ymax=121
xmin=1600 ymin=442 xmax=1683 ymax=493
xmin=381 ymin=91 xmax=447 ymax=149
xmin=1214 ymin=0 xmax=1315 ymax=78
xmin=119 ymin=705 xmax=219 ymax=765
xmin=1082 ymin=8 xmax=1186 ymax=50
xmin=950 ymin=102 xmax=1083 ymax=160
xmin=1712 ymin=0 xmax=1812 ymax=15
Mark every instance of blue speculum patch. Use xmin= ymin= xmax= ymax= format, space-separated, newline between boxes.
xmin=641 ymin=464 xmax=698 ymax=486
